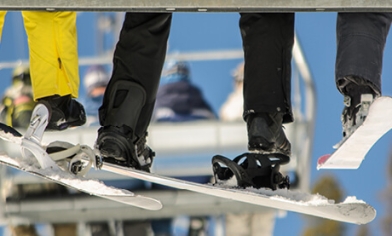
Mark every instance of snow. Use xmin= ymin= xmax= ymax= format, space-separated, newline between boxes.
xmin=343 ymin=196 xmax=365 ymax=204
xmin=0 ymin=129 xmax=131 ymax=196
xmin=0 ymin=130 xmax=22 ymax=145
xmin=214 ymin=176 xmax=365 ymax=206
xmin=36 ymin=166 xmax=134 ymax=196
xmin=0 ymin=153 xmax=133 ymax=196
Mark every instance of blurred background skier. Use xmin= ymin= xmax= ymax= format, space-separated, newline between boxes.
xmin=0 ymin=65 xmax=36 ymax=130
xmin=82 ymin=65 xmax=111 ymax=126
xmin=152 ymin=60 xmax=216 ymax=122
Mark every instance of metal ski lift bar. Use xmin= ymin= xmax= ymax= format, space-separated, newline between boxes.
xmin=0 ymin=0 xmax=392 ymax=12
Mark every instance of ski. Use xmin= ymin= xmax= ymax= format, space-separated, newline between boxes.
xmin=100 ymin=162 xmax=376 ymax=225
xmin=0 ymin=104 xmax=162 ymax=210
xmin=318 ymin=96 xmax=392 ymax=169
xmin=0 ymin=154 xmax=161 ymax=210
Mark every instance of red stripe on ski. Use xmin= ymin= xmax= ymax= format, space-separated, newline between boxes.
xmin=317 ymin=154 xmax=331 ymax=166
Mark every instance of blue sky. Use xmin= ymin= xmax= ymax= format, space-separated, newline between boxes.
xmin=0 ymin=11 xmax=392 ymax=236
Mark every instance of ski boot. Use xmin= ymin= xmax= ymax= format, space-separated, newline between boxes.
xmin=212 ymin=112 xmax=291 ymax=190
xmin=96 ymin=126 xmax=155 ymax=172
xmin=335 ymin=76 xmax=379 ymax=146
xmin=95 ymin=80 xmax=155 ymax=172
xmin=38 ymin=95 xmax=86 ymax=131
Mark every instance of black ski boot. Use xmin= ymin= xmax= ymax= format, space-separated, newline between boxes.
xmin=96 ymin=126 xmax=155 ymax=172
xmin=212 ymin=112 xmax=291 ymax=190
xmin=337 ymin=76 xmax=379 ymax=140
xmin=95 ymin=80 xmax=155 ymax=172
xmin=247 ymin=112 xmax=291 ymax=156
xmin=38 ymin=95 xmax=86 ymax=131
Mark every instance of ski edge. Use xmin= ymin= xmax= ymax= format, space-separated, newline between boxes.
xmin=0 ymin=154 xmax=162 ymax=211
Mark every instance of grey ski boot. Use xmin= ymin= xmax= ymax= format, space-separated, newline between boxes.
xmin=336 ymin=76 xmax=379 ymax=146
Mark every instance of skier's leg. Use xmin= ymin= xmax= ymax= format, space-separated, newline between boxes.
xmin=212 ymin=13 xmax=294 ymax=190
xmin=336 ymin=13 xmax=392 ymax=139
xmin=22 ymin=11 xmax=86 ymax=130
xmin=96 ymin=13 xmax=172 ymax=171
xmin=240 ymin=13 xmax=294 ymax=156
xmin=22 ymin=11 xmax=79 ymax=99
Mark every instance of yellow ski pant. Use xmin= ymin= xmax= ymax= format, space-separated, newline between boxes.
xmin=0 ymin=11 xmax=79 ymax=100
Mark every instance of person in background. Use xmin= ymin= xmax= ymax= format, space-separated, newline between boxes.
xmin=152 ymin=60 xmax=216 ymax=122
xmin=219 ymin=62 xmax=244 ymax=122
xmin=82 ymin=65 xmax=111 ymax=126
xmin=0 ymin=65 xmax=36 ymax=129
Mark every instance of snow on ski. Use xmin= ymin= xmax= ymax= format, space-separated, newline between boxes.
xmin=0 ymin=152 xmax=162 ymax=210
xmin=0 ymin=118 xmax=162 ymax=210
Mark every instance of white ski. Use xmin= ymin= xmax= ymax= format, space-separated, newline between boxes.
xmin=101 ymin=162 xmax=376 ymax=225
xmin=318 ymin=96 xmax=392 ymax=169
xmin=0 ymin=104 xmax=162 ymax=210
xmin=0 ymin=153 xmax=161 ymax=210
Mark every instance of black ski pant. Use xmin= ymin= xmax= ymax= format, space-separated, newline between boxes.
xmin=100 ymin=13 xmax=295 ymax=137
xmin=336 ymin=13 xmax=392 ymax=94
xmin=240 ymin=13 xmax=295 ymax=124
xmin=99 ymin=13 xmax=172 ymax=138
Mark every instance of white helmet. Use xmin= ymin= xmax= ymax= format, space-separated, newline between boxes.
xmin=84 ymin=65 xmax=110 ymax=95
xmin=232 ymin=62 xmax=244 ymax=82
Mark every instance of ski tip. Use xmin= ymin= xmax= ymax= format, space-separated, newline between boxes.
xmin=317 ymin=154 xmax=331 ymax=170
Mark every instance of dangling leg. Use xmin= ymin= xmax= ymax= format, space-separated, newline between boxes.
xmin=335 ymin=13 xmax=392 ymax=141
xmin=96 ymin=13 xmax=172 ymax=172
xmin=213 ymin=13 xmax=294 ymax=190
xmin=22 ymin=11 xmax=86 ymax=130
